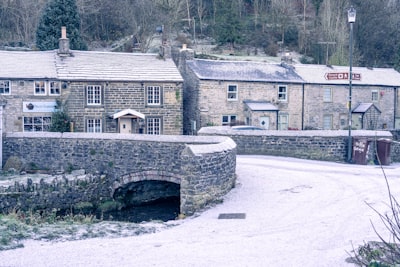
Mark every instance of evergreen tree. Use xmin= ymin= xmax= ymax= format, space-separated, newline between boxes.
xmin=49 ymin=100 xmax=71 ymax=133
xmin=36 ymin=0 xmax=87 ymax=51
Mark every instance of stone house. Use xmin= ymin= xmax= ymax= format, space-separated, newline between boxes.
xmin=0 ymin=29 xmax=183 ymax=135
xmin=179 ymin=49 xmax=304 ymax=134
xmin=295 ymin=64 xmax=400 ymax=130
xmin=179 ymin=48 xmax=400 ymax=134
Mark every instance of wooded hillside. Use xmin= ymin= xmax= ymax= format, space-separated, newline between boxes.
xmin=0 ymin=0 xmax=399 ymax=69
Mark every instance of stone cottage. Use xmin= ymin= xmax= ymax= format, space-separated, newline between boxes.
xmin=178 ymin=48 xmax=400 ymax=134
xmin=294 ymin=64 xmax=400 ymax=130
xmin=0 ymin=28 xmax=183 ymax=135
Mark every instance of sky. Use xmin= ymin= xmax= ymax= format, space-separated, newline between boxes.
xmin=1 ymin=155 xmax=399 ymax=267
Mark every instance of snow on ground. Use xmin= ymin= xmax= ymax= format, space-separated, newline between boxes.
xmin=1 ymin=155 xmax=400 ymax=267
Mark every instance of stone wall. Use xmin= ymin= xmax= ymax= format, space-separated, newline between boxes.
xmin=199 ymin=127 xmax=395 ymax=163
xmin=1 ymin=132 xmax=237 ymax=216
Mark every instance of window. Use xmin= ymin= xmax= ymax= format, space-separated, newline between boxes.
xmin=147 ymin=117 xmax=161 ymax=135
xmin=147 ymin=86 xmax=161 ymax=105
xmin=0 ymin=80 xmax=10 ymax=94
xmin=87 ymin=119 xmax=102 ymax=133
xmin=222 ymin=115 xmax=237 ymax=126
xmin=23 ymin=116 xmax=51 ymax=132
xmin=278 ymin=85 xmax=287 ymax=101
xmin=278 ymin=114 xmax=289 ymax=130
xmin=34 ymin=81 xmax=46 ymax=95
xmin=87 ymin=85 xmax=102 ymax=105
xmin=227 ymin=85 xmax=238 ymax=101
xmin=323 ymin=115 xmax=333 ymax=129
xmin=371 ymin=90 xmax=379 ymax=102
xmin=323 ymin=88 xmax=332 ymax=102
xmin=50 ymin=81 xmax=61 ymax=95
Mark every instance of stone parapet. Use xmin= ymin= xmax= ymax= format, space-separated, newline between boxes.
xmin=1 ymin=133 xmax=237 ymax=216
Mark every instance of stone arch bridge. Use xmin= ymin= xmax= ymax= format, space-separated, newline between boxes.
xmin=1 ymin=132 xmax=236 ymax=216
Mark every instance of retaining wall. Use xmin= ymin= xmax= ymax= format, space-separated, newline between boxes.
xmin=198 ymin=127 xmax=396 ymax=163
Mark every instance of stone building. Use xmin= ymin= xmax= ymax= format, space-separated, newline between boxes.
xmin=178 ymin=48 xmax=400 ymax=134
xmin=0 ymin=29 xmax=183 ymax=135
xmin=295 ymin=64 xmax=400 ymax=130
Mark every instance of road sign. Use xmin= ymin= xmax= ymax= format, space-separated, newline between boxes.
xmin=324 ymin=72 xmax=361 ymax=81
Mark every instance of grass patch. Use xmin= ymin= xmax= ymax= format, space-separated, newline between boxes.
xmin=0 ymin=210 xmax=179 ymax=251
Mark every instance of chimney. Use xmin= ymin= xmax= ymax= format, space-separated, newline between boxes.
xmin=58 ymin=26 xmax=70 ymax=56
xmin=178 ymin=44 xmax=194 ymax=74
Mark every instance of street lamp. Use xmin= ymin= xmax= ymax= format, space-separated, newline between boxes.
xmin=347 ymin=6 xmax=356 ymax=163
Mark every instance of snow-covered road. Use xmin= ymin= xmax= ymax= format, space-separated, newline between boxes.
xmin=1 ymin=155 xmax=399 ymax=267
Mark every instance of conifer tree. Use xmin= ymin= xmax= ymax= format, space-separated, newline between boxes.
xmin=36 ymin=0 xmax=87 ymax=51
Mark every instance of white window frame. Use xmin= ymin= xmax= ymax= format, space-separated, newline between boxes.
xmin=323 ymin=88 xmax=332 ymax=102
xmin=278 ymin=114 xmax=289 ymax=130
xmin=49 ymin=81 xmax=61 ymax=95
xmin=147 ymin=86 xmax=162 ymax=106
xmin=0 ymin=80 xmax=11 ymax=95
xmin=371 ymin=90 xmax=379 ymax=102
xmin=23 ymin=116 xmax=51 ymax=132
xmin=323 ymin=114 xmax=333 ymax=130
xmin=146 ymin=117 xmax=162 ymax=135
xmin=34 ymin=81 xmax=46 ymax=95
xmin=86 ymin=85 xmax=102 ymax=105
xmin=227 ymin=85 xmax=238 ymax=101
xmin=87 ymin=118 xmax=102 ymax=133
xmin=278 ymin=85 xmax=288 ymax=102
xmin=222 ymin=115 xmax=237 ymax=126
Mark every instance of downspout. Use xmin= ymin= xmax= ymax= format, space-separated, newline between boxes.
xmin=301 ymin=83 xmax=305 ymax=130
xmin=394 ymin=87 xmax=398 ymax=129
xmin=276 ymin=110 xmax=279 ymax=130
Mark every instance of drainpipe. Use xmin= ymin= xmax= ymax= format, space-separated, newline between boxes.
xmin=301 ymin=83 xmax=305 ymax=130
xmin=394 ymin=87 xmax=398 ymax=129
xmin=0 ymin=100 xmax=6 ymax=170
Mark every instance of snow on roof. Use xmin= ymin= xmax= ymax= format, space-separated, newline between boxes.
xmin=187 ymin=59 xmax=304 ymax=83
xmin=294 ymin=64 xmax=400 ymax=86
xmin=0 ymin=50 xmax=58 ymax=79
xmin=353 ymin=103 xmax=381 ymax=113
xmin=113 ymin=109 xmax=145 ymax=119
xmin=57 ymin=51 xmax=183 ymax=82
xmin=244 ymin=100 xmax=279 ymax=111
xmin=0 ymin=50 xmax=183 ymax=82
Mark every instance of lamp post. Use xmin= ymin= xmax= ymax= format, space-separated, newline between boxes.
xmin=347 ymin=6 xmax=356 ymax=163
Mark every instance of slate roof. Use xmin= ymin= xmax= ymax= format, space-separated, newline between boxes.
xmin=0 ymin=50 xmax=58 ymax=79
xmin=57 ymin=51 xmax=183 ymax=82
xmin=0 ymin=50 xmax=183 ymax=82
xmin=353 ymin=103 xmax=381 ymax=113
xmin=293 ymin=64 xmax=400 ymax=86
xmin=187 ymin=59 xmax=304 ymax=83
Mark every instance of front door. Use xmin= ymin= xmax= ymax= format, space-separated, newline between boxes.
xmin=120 ymin=118 xmax=132 ymax=134
xmin=259 ymin=116 xmax=270 ymax=129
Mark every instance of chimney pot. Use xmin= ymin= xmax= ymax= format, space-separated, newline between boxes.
xmin=61 ymin=26 xmax=67 ymax=39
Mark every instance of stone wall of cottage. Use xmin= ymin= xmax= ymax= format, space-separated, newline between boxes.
xmin=1 ymin=133 xmax=236 ymax=216
xmin=196 ymin=80 xmax=304 ymax=129
xmin=198 ymin=127 xmax=396 ymax=163
xmin=303 ymin=85 xmax=396 ymax=130
xmin=65 ymin=81 xmax=183 ymax=135
xmin=1 ymin=80 xmax=61 ymax=133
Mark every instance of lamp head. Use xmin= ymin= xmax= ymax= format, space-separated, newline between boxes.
xmin=348 ymin=6 xmax=356 ymax=23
